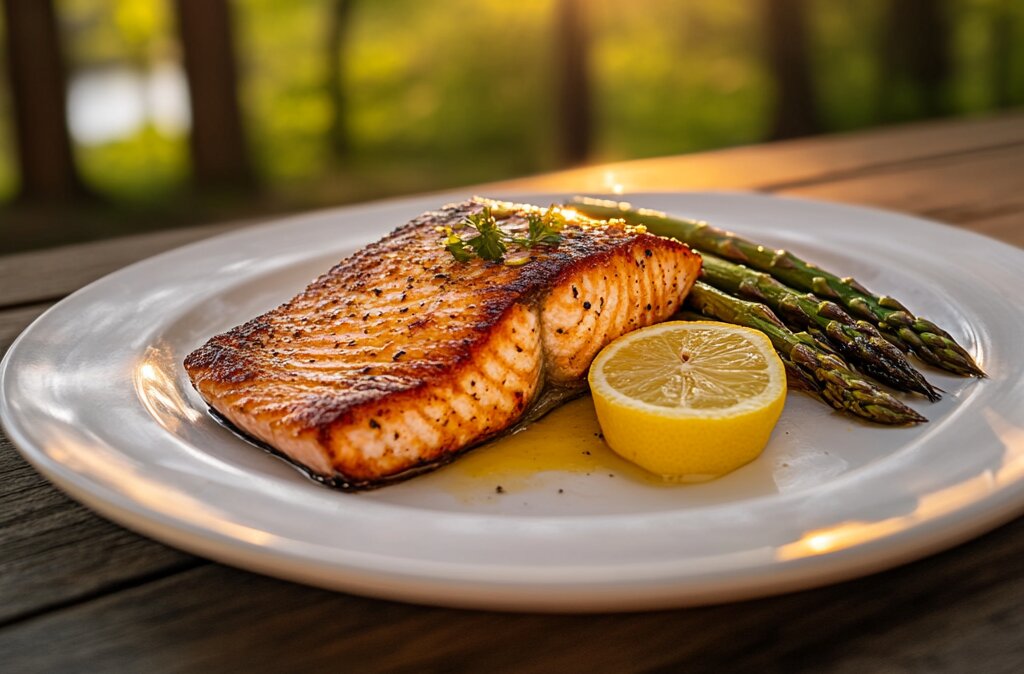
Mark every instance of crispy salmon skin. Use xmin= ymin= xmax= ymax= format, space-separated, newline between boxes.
xmin=185 ymin=198 xmax=702 ymax=488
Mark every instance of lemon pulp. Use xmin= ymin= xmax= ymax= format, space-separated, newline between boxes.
xmin=588 ymin=321 xmax=786 ymax=480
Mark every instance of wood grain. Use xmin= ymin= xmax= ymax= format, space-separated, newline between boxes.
xmin=1 ymin=114 xmax=1023 ymax=671
xmin=0 ymin=437 xmax=196 ymax=626
xmin=487 ymin=111 xmax=1024 ymax=195
xmin=2 ymin=518 xmax=1023 ymax=673
xmin=778 ymin=143 xmax=1024 ymax=247
xmin=0 ymin=221 xmax=238 ymax=308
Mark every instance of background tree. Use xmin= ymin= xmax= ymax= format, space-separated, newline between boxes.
xmin=2 ymin=0 xmax=85 ymax=202
xmin=991 ymin=0 xmax=1017 ymax=109
xmin=763 ymin=0 xmax=820 ymax=139
xmin=173 ymin=0 xmax=253 ymax=191
xmin=878 ymin=0 xmax=952 ymax=121
xmin=325 ymin=0 xmax=355 ymax=163
xmin=555 ymin=0 xmax=591 ymax=165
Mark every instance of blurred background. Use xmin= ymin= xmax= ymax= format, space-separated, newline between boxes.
xmin=1 ymin=0 xmax=1022 ymax=253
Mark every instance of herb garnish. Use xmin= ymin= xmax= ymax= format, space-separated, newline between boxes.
xmin=514 ymin=211 xmax=566 ymax=248
xmin=463 ymin=209 xmax=508 ymax=261
xmin=442 ymin=227 xmax=474 ymax=262
xmin=442 ymin=206 xmax=566 ymax=264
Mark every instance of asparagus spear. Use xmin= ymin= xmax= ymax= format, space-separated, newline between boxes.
xmin=686 ymin=283 xmax=927 ymax=425
xmin=698 ymin=252 xmax=941 ymax=400
xmin=569 ymin=197 xmax=985 ymax=377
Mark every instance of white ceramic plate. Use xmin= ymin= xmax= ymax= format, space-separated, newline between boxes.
xmin=3 ymin=192 xmax=1024 ymax=612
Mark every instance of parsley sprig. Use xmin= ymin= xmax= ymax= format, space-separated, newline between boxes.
xmin=443 ymin=207 xmax=565 ymax=264
xmin=515 ymin=211 xmax=566 ymax=248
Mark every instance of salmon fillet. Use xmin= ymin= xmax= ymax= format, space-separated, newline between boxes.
xmin=185 ymin=198 xmax=702 ymax=488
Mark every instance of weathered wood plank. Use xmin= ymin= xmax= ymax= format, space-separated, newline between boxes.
xmin=777 ymin=143 xmax=1024 ymax=248
xmin=491 ymin=112 xmax=1024 ymax=194
xmin=0 ymin=432 xmax=197 ymax=626
xmin=0 ymin=221 xmax=238 ymax=308
xmin=1 ymin=516 xmax=1023 ymax=673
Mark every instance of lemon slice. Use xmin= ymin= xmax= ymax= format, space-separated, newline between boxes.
xmin=588 ymin=321 xmax=786 ymax=481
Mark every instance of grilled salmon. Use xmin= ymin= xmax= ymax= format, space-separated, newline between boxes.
xmin=185 ymin=198 xmax=702 ymax=488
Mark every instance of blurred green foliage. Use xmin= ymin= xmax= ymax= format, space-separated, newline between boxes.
xmin=0 ymin=14 xmax=12 ymax=201
xmin=236 ymin=0 xmax=558 ymax=202
xmin=594 ymin=1 xmax=771 ymax=157
xmin=1 ymin=0 xmax=1023 ymax=230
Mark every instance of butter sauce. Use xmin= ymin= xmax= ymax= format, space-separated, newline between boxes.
xmin=436 ymin=395 xmax=677 ymax=491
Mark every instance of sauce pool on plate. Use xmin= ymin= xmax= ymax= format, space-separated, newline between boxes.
xmin=438 ymin=396 xmax=675 ymax=491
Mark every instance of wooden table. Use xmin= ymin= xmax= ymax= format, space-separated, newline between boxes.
xmin=3 ymin=114 xmax=1023 ymax=672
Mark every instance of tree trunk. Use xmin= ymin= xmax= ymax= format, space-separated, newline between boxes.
xmin=173 ymin=0 xmax=254 ymax=192
xmin=555 ymin=0 xmax=591 ymax=166
xmin=992 ymin=0 xmax=1014 ymax=109
xmin=763 ymin=0 xmax=820 ymax=140
xmin=2 ymin=0 xmax=85 ymax=202
xmin=325 ymin=0 xmax=354 ymax=163
xmin=878 ymin=0 xmax=952 ymax=121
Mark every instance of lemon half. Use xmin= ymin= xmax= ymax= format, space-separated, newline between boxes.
xmin=588 ymin=321 xmax=786 ymax=481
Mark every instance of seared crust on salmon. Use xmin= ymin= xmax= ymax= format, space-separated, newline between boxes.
xmin=185 ymin=198 xmax=702 ymax=488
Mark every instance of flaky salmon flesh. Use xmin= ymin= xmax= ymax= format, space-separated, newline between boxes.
xmin=185 ymin=198 xmax=702 ymax=488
